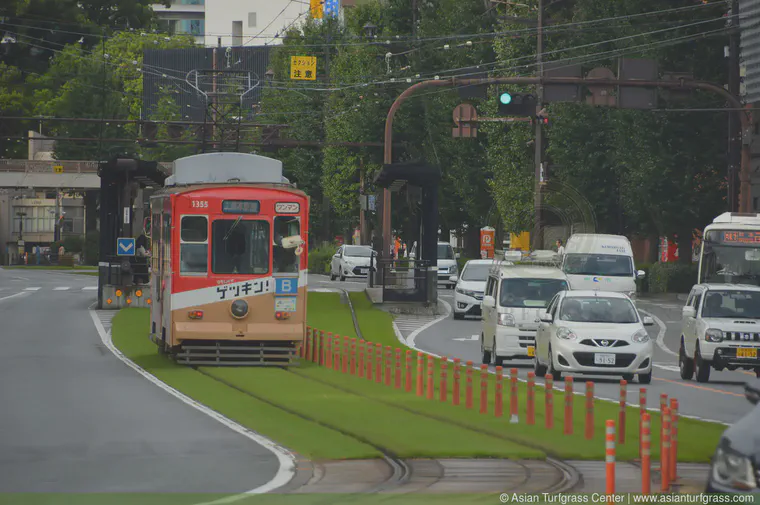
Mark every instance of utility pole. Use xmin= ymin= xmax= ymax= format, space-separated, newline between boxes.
xmin=359 ymin=158 xmax=366 ymax=245
xmin=533 ymin=0 xmax=545 ymax=249
xmin=211 ymin=37 xmax=221 ymax=148
xmin=323 ymin=30 xmax=332 ymax=243
xmin=728 ymin=0 xmax=741 ymax=212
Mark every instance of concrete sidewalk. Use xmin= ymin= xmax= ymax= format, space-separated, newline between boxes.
xmin=569 ymin=460 xmax=709 ymax=493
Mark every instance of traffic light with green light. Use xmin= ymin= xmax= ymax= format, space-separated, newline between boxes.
xmin=497 ymin=90 xmax=537 ymax=116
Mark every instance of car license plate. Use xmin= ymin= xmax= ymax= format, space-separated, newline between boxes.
xmin=594 ymin=353 xmax=616 ymax=365
xmin=527 ymin=346 xmax=535 ymax=357
xmin=737 ymin=348 xmax=758 ymax=358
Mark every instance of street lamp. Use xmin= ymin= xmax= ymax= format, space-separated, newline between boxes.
xmin=265 ymin=68 xmax=274 ymax=84
xmin=362 ymin=22 xmax=377 ymax=39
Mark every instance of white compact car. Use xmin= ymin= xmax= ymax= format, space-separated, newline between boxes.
xmin=451 ymin=259 xmax=495 ymax=319
xmin=329 ymin=245 xmax=375 ymax=281
xmin=533 ymin=290 xmax=655 ymax=384
xmin=679 ymin=284 xmax=760 ymax=383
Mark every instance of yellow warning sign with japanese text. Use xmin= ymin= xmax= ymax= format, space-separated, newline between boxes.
xmin=290 ymin=56 xmax=317 ymax=81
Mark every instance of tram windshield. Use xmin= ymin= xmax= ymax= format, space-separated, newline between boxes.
xmin=701 ymin=230 xmax=760 ymax=285
xmin=212 ymin=219 xmax=270 ymax=275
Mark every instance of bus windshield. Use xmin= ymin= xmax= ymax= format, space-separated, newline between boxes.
xmin=701 ymin=230 xmax=760 ymax=285
xmin=562 ymin=253 xmax=633 ymax=277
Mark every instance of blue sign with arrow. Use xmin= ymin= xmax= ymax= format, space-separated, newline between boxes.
xmin=117 ymin=237 xmax=135 ymax=256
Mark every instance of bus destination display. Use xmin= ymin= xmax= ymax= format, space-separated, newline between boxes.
xmin=222 ymin=200 xmax=260 ymax=214
xmin=713 ymin=230 xmax=760 ymax=244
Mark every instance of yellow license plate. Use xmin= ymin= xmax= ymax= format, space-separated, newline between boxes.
xmin=527 ymin=346 xmax=535 ymax=357
xmin=737 ymin=348 xmax=757 ymax=358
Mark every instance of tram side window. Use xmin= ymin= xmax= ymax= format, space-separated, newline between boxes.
xmin=151 ymin=213 xmax=161 ymax=272
xmin=273 ymin=216 xmax=301 ymax=273
xmin=212 ymin=219 xmax=270 ymax=275
xmin=180 ymin=216 xmax=209 ymax=275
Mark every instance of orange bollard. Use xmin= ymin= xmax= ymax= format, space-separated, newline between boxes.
xmin=334 ymin=336 xmax=341 ymax=372
xmin=395 ymin=349 xmax=402 ymax=389
xmin=367 ymin=342 xmax=374 ymax=381
xmin=618 ymin=379 xmax=627 ymax=444
xmin=585 ymin=381 xmax=594 ymax=440
xmin=304 ymin=327 xmax=311 ymax=360
xmin=319 ymin=330 xmax=326 ymax=366
xmin=385 ymin=346 xmax=392 ymax=386
xmin=453 ymin=358 xmax=461 ymax=406
xmin=661 ymin=406 xmax=671 ymax=492
xmin=358 ymin=340 xmax=365 ymax=378
xmin=639 ymin=388 xmax=647 ymax=460
xmin=416 ymin=352 xmax=424 ymax=397
xmin=527 ymin=372 xmax=535 ymax=425
xmin=342 ymin=337 xmax=349 ymax=374
xmin=350 ymin=338 xmax=356 ymax=375
xmin=564 ymin=377 xmax=574 ymax=435
xmin=309 ymin=328 xmax=316 ymax=363
xmin=670 ymin=398 xmax=679 ymax=481
xmin=465 ymin=361 xmax=474 ymax=409
xmin=479 ymin=364 xmax=488 ymax=414
xmin=326 ymin=333 xmax=333 ymax=369
xmin=495 ymin=366 xmax=503 ymax=418
xmin=605 ymin=419 xmax=616 ymax=495
xmin=426 ymin=355 xmax=434 ymax=400
xmin=545 ymin=375 xmax=554 ymax=429
xmin=509 ymin=368 xmax=518 ymax=423
xmin=375 ymin=343 xmax=382 ymax=383
xmin=660 ymin=393 xmax=668 ymax=463
xmin=405 ymin=350 xmax=412 ymax=392
xmin=440 ymin=357 xmax=448 ymax=402
xmin=641 ymin=412 xmax=652 ymax=494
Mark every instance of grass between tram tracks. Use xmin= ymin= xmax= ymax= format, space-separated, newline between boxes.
xmin=111 ymin=306 xmax=538 ymax=460
xmin=294 ymin=292 xmax=725 ymax=462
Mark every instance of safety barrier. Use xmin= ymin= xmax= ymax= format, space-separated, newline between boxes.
xmin=303 ymin=325 xmax=680 ymax=494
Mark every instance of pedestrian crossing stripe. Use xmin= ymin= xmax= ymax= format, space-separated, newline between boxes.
xmin=24 ymin=287 xmax=40 ymax=291
xmin=53 ymin=287 xmax=70 ymax=291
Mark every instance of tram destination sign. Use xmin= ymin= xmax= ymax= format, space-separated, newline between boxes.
xmin=708 ymin=230 xmax=760 ymax=244
xmin=222 ymin=200 xmax=260 ymax=214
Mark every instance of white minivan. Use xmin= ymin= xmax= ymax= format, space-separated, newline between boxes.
xmin=437 ymin=242 xmax=459 ymax=289
xmin=561 ymin=234 xmax=645 ymax=298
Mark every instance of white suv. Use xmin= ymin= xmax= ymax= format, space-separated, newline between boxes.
xmin=481 ymin=261 xmax=569 ymax=366
xmin=680 ymin=284 xmax=760 ymax=383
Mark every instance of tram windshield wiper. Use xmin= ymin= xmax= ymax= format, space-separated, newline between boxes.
xmin=223 ymin=215 xmax=243 ymax=241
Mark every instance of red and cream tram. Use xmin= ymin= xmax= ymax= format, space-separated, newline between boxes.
xmin=148 ymin=152 xmax=309 ymax=365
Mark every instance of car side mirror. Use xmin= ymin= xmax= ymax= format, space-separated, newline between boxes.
xmin=682 ymin=306 xmax=696 ymax=319
xmin=642 ymin=316 xmax=654 ymax=327
xmin=637 ymin=270 xmax=646 ymax=279
xmin=745 ymin=380 xmax=760 ymax=405
xmin=482 ymin=295 xmax=495 ymax=309
xmin=540 ymin=312 xmax=553 ymax=323
xmin=449 ymin=275 xmax=458 ymax=283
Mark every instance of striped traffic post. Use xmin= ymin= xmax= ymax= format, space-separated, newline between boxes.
xmin=606 ymin=419 xmax=616 ymax=495
xmin=440 ymin=357 xmax=448 ymax=402
xmin=545 ymin=375 xmax=554 ymax=429
xmin=670 ymin=398 xmax=679 ymax=481
xmin=661 ymin=406 xmax=671 ymax=492
xmin=619 ymin=379 xmax=627 ymax=444
xmin=641 ymin=412 xmax=651 ymax=494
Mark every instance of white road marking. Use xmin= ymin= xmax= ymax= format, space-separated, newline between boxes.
xmin=0 ymin=292 xmax=29 ymax=303
xmin=311 ymin=288 xmax=338 ymax=293
xmin=638 ymin=308 xmax=677 ymax=357
xmin=453 ymin=334 xmax=479 ymax=342
xmin=653 ymin=363 xmax=681 ymax=373
xmin=82 ymin=286 xmax=98 ymax=291
xmin=405 ymin=298 xmax=452 ymax=347
xmin=88 ymin=308 xmax=297 ymax=496
xmin=54 ymin=287 xmax=70 ymax=291
xmin=24 ymin=287 xmax=41 ymax=291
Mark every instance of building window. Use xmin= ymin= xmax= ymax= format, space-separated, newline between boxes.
xmin=248 ymin=12 xmax=257 ymax=27
xmin=189 ymin=19 xmax=202 ymax=35
xmin=232 ymin=20 xmax=243 ymax=46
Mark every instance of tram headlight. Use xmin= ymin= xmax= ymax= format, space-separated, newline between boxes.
xmin=231 ymin=299 xmax=249 ymax=319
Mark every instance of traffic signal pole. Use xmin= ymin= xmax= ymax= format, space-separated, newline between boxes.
xmin=381 ymin=76 xmax=752 ymax=259
xmin=533 ymin=0 xmax=545 ymax=249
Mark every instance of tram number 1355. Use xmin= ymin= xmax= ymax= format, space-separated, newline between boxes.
xmin=191 ymin=200 xmax=209 ymax=208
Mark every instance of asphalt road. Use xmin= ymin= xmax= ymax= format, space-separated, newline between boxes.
xmin=0 ymin=267 xmax=283 ymax=493
xmin=408 ymin=290 xmax=755 ymax=426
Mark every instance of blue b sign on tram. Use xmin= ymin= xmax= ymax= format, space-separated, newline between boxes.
xmin=275 ymin=277 xmax=299 ymax=295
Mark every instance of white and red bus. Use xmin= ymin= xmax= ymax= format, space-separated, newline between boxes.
xmin=148 ymin=152 xmax=309 ymax=365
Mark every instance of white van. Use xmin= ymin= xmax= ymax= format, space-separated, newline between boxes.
xmin=561 ymin=234 xmax=644 ymax=297
xmin=481 ymin=257 xmax=569 ymax=366
xmin=437 ymin=241 xmax=458 ymax=289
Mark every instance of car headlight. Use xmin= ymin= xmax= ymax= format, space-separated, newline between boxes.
xmin=705 ymin=328 xmax=724 ymax=343
xmin=498 ymin=313 xmax=516 ymax=327
xmin=632 ymin=328 xmax=650 ymax=343
xmin=456 ymin=287 xmax=475 ymax=297
xmin=450 ymin=265 xmax=458 ymax=274
xmin=712 ymin=444 xmax=756 ymax=490
xmin=230 ymin=299 xmax=249 ymax=319
xmin=557 ymin=327 xmax=577 ymax=340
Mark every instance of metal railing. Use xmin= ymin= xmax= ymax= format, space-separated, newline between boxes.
xmin=101 ymin=255 xmax=150 ymax=286
xmin=376 ymin=258 xmax=436 ymax=303
xmin=0 ymin=160 xmax=174 ymax=173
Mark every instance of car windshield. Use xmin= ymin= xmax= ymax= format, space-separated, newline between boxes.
xmin=461 ymin=263 xmax=492 ymax=281
xmin=563 ymin=253 xmax=633 ymax=277
xmin=702 ymin=290 xmax=760 ymax=319
xmin=499 ymin=278 xmax=568 ymax=308
xmin=438 ymin=244 xmax=454 ymax=260
xmin=559 ymin=296 xmax=639 ymax=323
xmin=344 ymin=246 xmax=373 ymax=258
